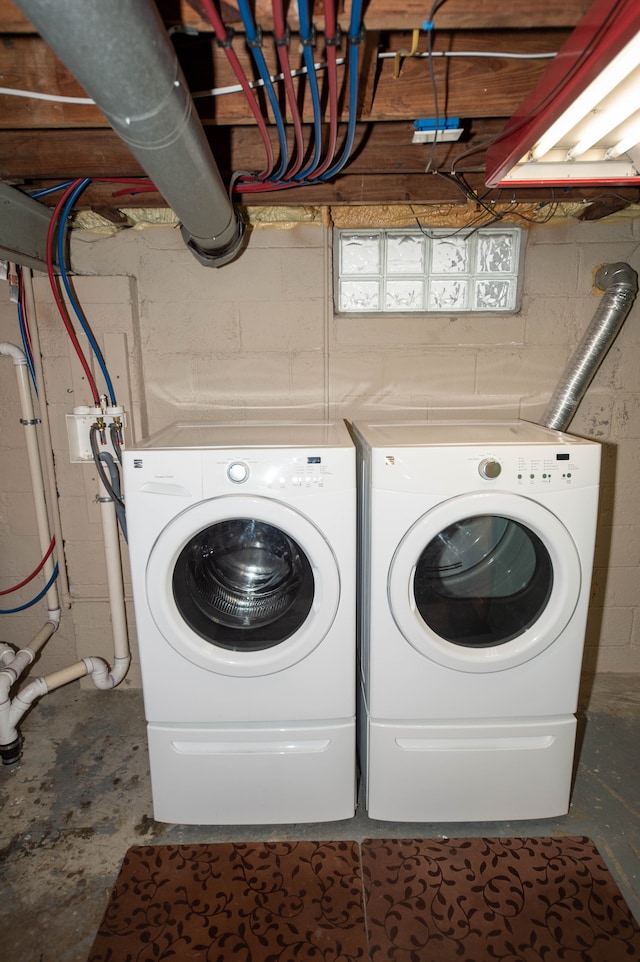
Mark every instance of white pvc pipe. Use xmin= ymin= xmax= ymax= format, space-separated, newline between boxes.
xmin=98 ymin=495 xmax=130 ymax=663
xmin=9 ymin=661 xmax=87 ymax=729
xmin=0 ymin=342 xmax=60 ymax=617
xmin=25 ymin=613 xmax=60 ymax=654
xmin=22 ymin=270 xmax=72 ymax=607
xmin=0 ymin=338 xmax=131 ymax=758
xmin=6 ymin=650 xmax=130 ymax=734
xmin=0 ymin=619 xmax=58 ymax=745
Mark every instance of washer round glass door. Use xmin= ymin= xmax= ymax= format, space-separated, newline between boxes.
xmin=146 ymin=496 xmax=340 ymax=676
xmin=388 ymin=491 xmax=581 ymax=672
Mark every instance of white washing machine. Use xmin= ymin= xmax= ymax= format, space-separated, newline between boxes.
xmin=123 ymin=421 xmax=356 ymax=825
xmin=352 ymin=419 xmax=601 ymax=822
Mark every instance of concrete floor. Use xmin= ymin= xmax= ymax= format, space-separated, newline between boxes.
xmin=1 ymin=674 xmax=639 ymax=962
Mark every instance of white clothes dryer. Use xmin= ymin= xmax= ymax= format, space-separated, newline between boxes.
xmin=123 ymin=421 xmax=356 ymax=825
xmin=352 ymin=419 xmax=601 ymax=822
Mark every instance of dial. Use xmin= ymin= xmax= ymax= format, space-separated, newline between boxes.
xmin=479 ymin=458 xmax=502 ymax=480
xmin=227 ymin=461 xmax=249 ymax=483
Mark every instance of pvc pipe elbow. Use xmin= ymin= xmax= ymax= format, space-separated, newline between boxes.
xmin=83 ymin=656 xmax=130 ymax=690
xmin=47 ymin=608 xmax=61 ymax=629
xmin=0 ymin=647 xmax=35 ymax=686
xmin=0 ymin=644 xmax=15 ymax=667
xmin=109 ymin=655 xmax=131 ymax=688
xmin=0 ymin=342 xmax=27 ymax=365
xmin=82 ymin=657 xmax=112 ymax=689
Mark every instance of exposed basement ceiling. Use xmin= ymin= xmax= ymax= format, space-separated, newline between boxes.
xmin=1 ymin=0 xmax=639 ymax=214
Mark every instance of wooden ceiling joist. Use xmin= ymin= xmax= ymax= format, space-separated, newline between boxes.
xmin=0 ymin=0 xmax=627 ymax=209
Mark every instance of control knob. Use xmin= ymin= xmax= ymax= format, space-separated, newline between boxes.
xmin=227 ymin=461 xmax=249 ymax=483
xmin=479 ymin=458 xmax=501 ymax=480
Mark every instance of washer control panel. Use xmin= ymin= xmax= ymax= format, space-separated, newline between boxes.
xmin=205 ymin=451 xmax=347 ymax=493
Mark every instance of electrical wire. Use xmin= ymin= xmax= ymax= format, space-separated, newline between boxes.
xmin=192 ymin=58 xmax=344 ymax=99
xmin=46 ymin=179 xmax=100 ymax=404
xmin=0 ymin=86 xmax=93 ymax=104
xmin=2 ymin=52 xmax=557 ymax=106
xmin=422 ymin=0 xmax=454 ymax=175
xmin=0 ymin=538 xmax=56 ymax=596
xmin=57 ymin=177 xmax=117 ymax=405
xmin=0 ymin=564 xmax=59 ymax=614
xmin=378 ymin=50 xmax=557 ymax=61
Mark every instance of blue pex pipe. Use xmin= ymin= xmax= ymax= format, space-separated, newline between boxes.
xmin=57 ymin=178 xmax=118 ymax=405
xmin=0 ymin=564 xmax=59 ymax=614
xmin=316 ymin=0 xmax=364 ymax=182
xmin=237 ymin=0 xmax=289 ymax=180
xmin=293 ymin=0 xmax=323 ymax=181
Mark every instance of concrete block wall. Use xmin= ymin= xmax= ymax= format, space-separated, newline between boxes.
xmin=0 ymin=212 xmax=639 ymax=688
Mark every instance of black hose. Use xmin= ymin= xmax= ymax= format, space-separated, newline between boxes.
xmin=90 ymin=425 xmax=128 ymax=542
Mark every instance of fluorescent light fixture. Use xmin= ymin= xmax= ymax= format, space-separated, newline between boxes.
xmin=485 ymin=0 xmax=640 ymax=187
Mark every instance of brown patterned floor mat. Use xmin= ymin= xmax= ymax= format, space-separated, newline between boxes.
xmin=88 ymin=840 xmax=367 ymax=962
xmin=88 ymin=837 xmax=640 ymax=962
xmin=362 ymin=837 xmax=640 ymax=962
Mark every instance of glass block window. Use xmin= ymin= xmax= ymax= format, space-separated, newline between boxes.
xmin=335 ymin=227 xmax=523 ymax=313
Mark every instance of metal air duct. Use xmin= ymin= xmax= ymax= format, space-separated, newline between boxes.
xmin=15 ymin=0 xmax=245 ymax=267
xmin=539 ymin=262 xmax=637 ymax=432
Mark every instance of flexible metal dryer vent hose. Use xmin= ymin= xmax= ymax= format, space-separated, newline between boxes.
xmin=539 ymin=262 xmax=638 ymax=432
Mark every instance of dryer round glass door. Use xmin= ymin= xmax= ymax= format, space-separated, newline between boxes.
xmin=146 ymin=496 xmax=340 ymax=676
xmin=388 ymin=491 xmax=581 ymax=672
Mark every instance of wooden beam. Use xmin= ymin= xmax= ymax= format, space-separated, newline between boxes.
xmin=16 ymin=171 xmax=638 ymax=210
xmin=0 ymin=120 xmax=503 ymax=179
xmin=0 ymin=30 xmax=565 ymax=129
xmin=0 ymin=0 xmax=594 ymax=33
xmin=165 ymin=0 xmax=592 ymax=32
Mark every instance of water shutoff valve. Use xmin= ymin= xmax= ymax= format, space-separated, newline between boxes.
xmin=66 ymin=405 xmax=126 ymax=463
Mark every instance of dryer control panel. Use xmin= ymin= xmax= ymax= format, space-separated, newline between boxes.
xmin=471 ymin=446 xmax=598 ymax=492
xmin=370 ymin=443 xmax=601 ymax=495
